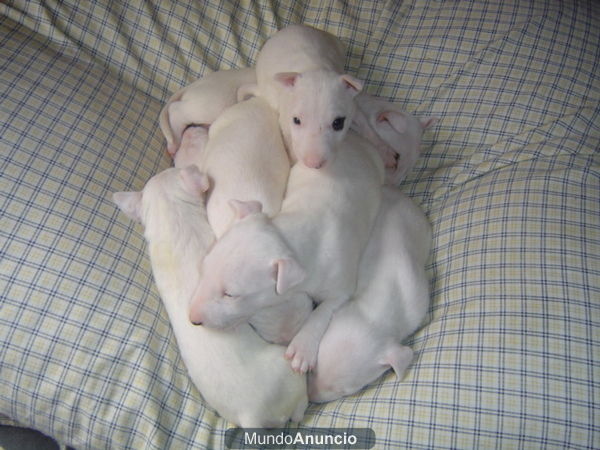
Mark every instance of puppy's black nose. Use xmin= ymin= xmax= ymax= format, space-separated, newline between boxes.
xmin=191 ymin=320 xmax=203 ymax=326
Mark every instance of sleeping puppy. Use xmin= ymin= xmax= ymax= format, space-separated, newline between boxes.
xmin=113 ymin=166 xmax=307 ymax=428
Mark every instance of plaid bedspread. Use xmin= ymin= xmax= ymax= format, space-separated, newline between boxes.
xmin=1 ymin=0 xmax=599 ymax=448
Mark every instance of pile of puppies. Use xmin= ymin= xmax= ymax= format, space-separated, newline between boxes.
xmin=113 ymin=24 xmax=435 ymax=428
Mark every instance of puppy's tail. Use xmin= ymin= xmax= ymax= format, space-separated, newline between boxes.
xmin=159 ymin=87 xmax=187 ymax=156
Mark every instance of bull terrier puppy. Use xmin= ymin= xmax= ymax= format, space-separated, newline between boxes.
xmin=189 ymin=130 xmax=385 ymax=373
xmin=112 ymin=166 xmax=307 ymax=428
xmin=159 ymin=67 xmax=255 ymax=155
xmin=251 ymin=24 xmax=363 ymax=169
xmin=308 ymin=186 xmax=432 ymax=402
xmin=191 ymin=96 xmax=290 ymax=238
xmin=353 ymin=92 xmax=438 ymax=184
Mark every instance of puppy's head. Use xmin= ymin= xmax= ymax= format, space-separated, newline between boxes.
xmin=112 ymin=166 xmax=210 ymax=229
xmin=373 ymin=111 xmax=438 ymax=184
xmin=189 ymin=200 xmax=305 ymax=328
xmin=276 ymin=69 xmax=362 ymax=169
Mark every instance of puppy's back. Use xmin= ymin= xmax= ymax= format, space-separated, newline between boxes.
xmin=204 ymin=96 xmax=290 ymax=237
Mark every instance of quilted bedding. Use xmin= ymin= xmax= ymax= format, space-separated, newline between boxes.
xmin=1 ymin=0 xmax=599 ymax=448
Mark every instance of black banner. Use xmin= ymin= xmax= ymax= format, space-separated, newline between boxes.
xmin=224 ymin=427 xmax=376 ymax=449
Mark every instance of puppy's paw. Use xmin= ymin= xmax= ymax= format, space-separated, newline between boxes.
xmin=285 ymin=334 xmax=319 ymax=373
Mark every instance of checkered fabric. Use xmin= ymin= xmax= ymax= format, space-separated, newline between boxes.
xmin=1 ymin=0 xmax=598 ymax=448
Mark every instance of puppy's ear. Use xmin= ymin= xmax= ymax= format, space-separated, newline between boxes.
xmin=377 ymin=111 xmax=408 ymax=133
xmin=228 ymin=199 xmax=263 ymax=220
xmin=272 ymin=257 xmax=305 ymax=294
xmin=274 ymin=72 xmax=301 ymax=88
xmin=113 ymin=191 xmax=143 ymax=223
xmin=378 ymin=343 xmax=413 ymax=380
xmin=420 ymin=116 xmax=439 ymax=129
xmin=180 ymin=165 xmax=210 ymax=196
xmin=340 ymin=74 xmax=363 ymax=96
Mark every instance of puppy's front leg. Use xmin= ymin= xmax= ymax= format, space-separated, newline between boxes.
xmin=285 ymin=295 xmax=348 ymax=373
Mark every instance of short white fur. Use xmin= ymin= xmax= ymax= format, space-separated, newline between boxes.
xmin=183 ymin=96 xmax=290 ymax=238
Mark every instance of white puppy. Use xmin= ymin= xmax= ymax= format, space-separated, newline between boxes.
xmin=188 ymin=96 xmax=290 ymax=238
xmin=308 ymin=187 xmax=432 ymax=402
xmin=113 ymin=166 xmax=307 ymax=428
xmin=159 ymin=67 xmax=256 ymax=155
xmin=251 ymin=24 xmax=363 ymax=169
xmin=189 ymin=130 xmax=384 ymax=373
xmin=353 ymin=93 xmax=438 ymax=184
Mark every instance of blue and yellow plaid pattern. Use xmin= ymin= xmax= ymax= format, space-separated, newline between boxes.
xmin=1 ymin=1 xmax=598 ymax=448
